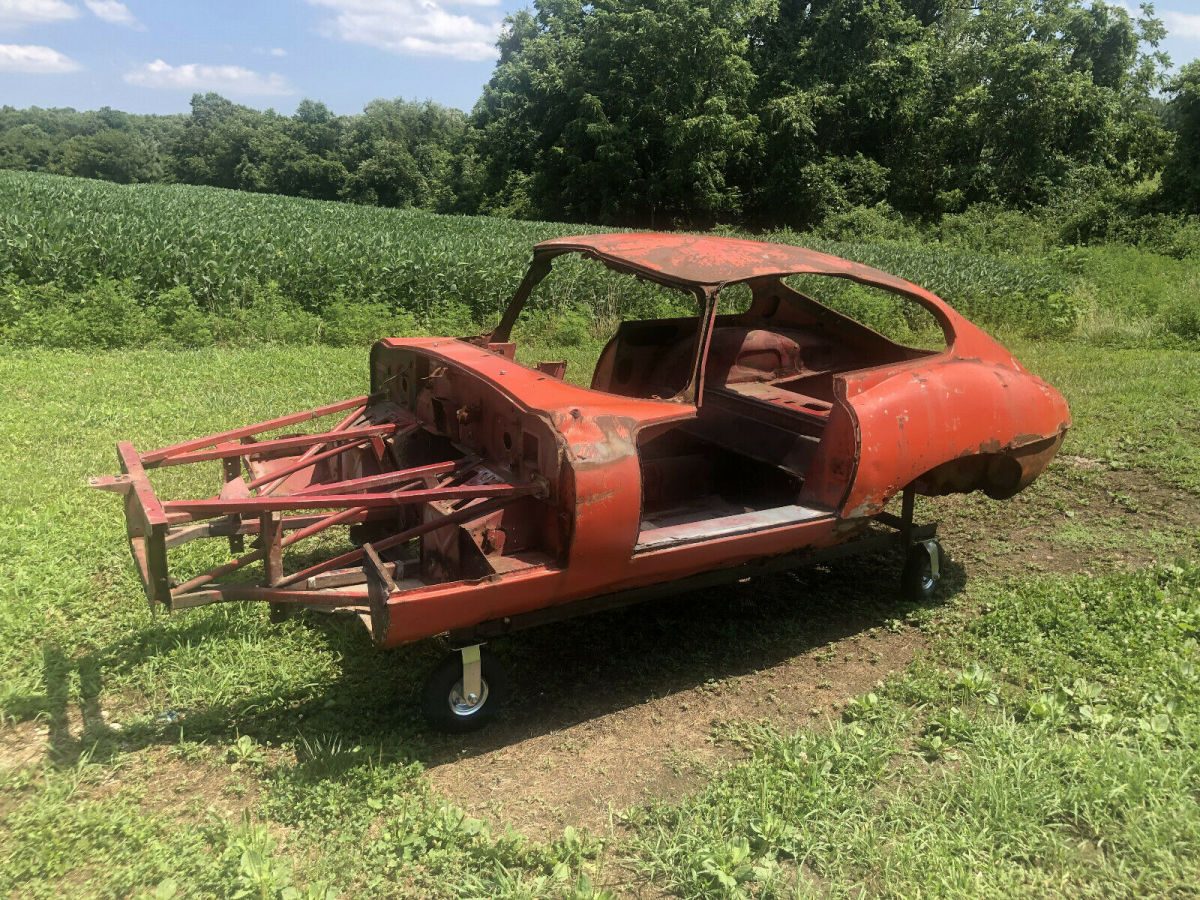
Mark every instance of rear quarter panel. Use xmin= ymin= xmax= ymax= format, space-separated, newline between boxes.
xmin=840 ymin=358 xmax=1071 ymax=517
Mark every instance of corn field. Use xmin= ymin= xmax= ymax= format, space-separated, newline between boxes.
xmin=0 ymin=170 xmax=1072 ymax=347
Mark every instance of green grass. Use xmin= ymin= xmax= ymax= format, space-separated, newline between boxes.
xmin=630 ymin=562 xmax=1200 ymax=898
xmin=1009 ymin=338 xmax=1200 ymax=493
xmin=0 ymin=336 xmax=1197 ymax=897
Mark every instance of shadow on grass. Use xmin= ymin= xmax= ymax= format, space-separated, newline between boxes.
xmin=11 ymin=544 xmax=965 ymax=774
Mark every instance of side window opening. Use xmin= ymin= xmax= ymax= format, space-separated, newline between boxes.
xmin=715 ymin=282 xmax=753 ymax=315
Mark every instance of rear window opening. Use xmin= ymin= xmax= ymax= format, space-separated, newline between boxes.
xmin=783 ymin=274 xmax=947 ymax=351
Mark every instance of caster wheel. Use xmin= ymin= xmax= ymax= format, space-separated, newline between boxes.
xmin=901 ymin=540 xmax=945 ymax=603
xmin=421 ymin=646 xmax=507 ymax=733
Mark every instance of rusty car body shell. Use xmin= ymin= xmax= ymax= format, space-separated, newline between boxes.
xmin=92 ymin=233 xmax=1071 ymax=651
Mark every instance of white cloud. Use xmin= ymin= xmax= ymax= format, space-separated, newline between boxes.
xmin=1163 ymin=9 xmax=1200 ymax=41
xmin=0 ymin=42 xmax=80 ymax=72
xmin=309 ymin=0 xmax=502 ymax=62
xmin=124 ymin=59 xmax=294 ymax=95
xmin=0 ymin=0 xmax=78 ymax=28
xmin=84 ymin=0 xmax=139 ymax=27
xmin=269 ymin=47 xmax=286 ymax=57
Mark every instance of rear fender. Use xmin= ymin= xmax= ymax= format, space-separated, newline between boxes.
xmin=840 ymin=359 xmax=1070 ymax=517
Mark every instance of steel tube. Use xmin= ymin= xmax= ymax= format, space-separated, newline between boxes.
xmin=163 ymin=481 xmax=536 ymax=515
xmin=291 ymin=459 xmax=464 ymax=496
xmin=153 ymin=424 xmax=399 ymax=468
xmin=143 ymin=395 xmax=370 ymax=465
xmin=258 ymin=405 xmax=367 ymax=495
xmin=275 ymin=496 xmax=511 ymax=588
xmin=171 ymin=502 xmax=378 ymax=596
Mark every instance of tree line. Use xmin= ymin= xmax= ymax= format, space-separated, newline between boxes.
xmin=3 ymin=0 xmax=1199 ymax=227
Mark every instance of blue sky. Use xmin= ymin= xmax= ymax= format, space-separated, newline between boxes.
xmin=2 ymin=0 xmax=1199 ymax=116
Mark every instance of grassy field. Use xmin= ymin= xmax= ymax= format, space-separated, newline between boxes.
xmin=1 ymin=171 xmax=1199 ymax=897
xmin=0 ymin=335 xmax=1197 ymax=898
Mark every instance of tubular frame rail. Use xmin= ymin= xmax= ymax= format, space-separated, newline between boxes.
xmin=89 ymin=395 xmax=541 ymax=617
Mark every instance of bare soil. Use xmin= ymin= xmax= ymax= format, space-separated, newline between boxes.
xmin=0 ymin=719 xmax=47 ymax=773
xmin=428 ymin=631 xmax=923 ymax=840
xmin=936 ymin=457 xmax=1200 ymax=580
xmin=0 ymin=690 xmax=265 ymax=825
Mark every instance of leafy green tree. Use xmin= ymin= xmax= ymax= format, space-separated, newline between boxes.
xmin=748 ymin=0 xmax=1169 ymax=221
xmin=0 ymin=122 xmax=56 ymax=171
xmin=50 ymin=128 xmax=163 ymax=183
xmin=342 ymin=139 xmax=426 ymax=207
xmin=923 ymin=0 xmax=1169 ymax=210
xmin=474 ymin=0 xmax=772 ymax=226
xmin=747 ymin=0 xmax=934 ymax=224
xmin=1161 ymin=60 xmax=1200 ymax=213
xmin=0 ymin=105 xmax=182 ymax=176
xmin=171 ymin=93 xmax=261 ymax=188
xmin=339 ymin=99 xmax=471 ymax=209
xmin=172 ymin=94 xmax=349 ymax=200
xmin=290 ymin=99 xmax=341 ymax=156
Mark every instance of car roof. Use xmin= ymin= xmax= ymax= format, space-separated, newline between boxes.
xmin=519 ymin=232 xmax=1014 ymax=359
xmin=535 ymin=232 xmax=925 ymax=295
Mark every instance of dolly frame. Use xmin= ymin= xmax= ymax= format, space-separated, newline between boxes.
xmin=447 ymin=501 xmax=938 ymax=645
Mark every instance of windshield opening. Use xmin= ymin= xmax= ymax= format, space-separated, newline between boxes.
xmin=505 ymin=254 xmax=703 ymax=391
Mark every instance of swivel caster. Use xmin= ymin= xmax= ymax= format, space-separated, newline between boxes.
xmin=901 ymin=539 xmax=945 ymax=603
xmin=421 ymin=644 xmax=507 ymax=733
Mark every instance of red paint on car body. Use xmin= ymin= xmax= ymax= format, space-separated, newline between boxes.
xmin=94 ymin=233 xmax=1070 ymax=655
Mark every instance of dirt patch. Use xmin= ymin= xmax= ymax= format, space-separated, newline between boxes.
xmin=0 ymin=691 xmax=260 ymax=824
xmin=935 ymin=460 xmax=1200 ymax=582
xmin=427 ymin=630 xmax=923 ymax=841
xmin=1058 ymin=454 xmax=1106 ymax=471
xmin=0 ymin=719 xmax=48 ymax=772
xmin=119 ymin=745 xmax=267 ymax=823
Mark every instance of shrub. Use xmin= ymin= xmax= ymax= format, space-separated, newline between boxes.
xmin=815 ymin=203 xmax=918 ymax=243
xmin=934 ymin=204 xmax=1051 ymax=257
xmin=151 ymin=284 xmax=215 ymax=348
xmin=320 ymin=296 xmax=420 ymax=346
xmin=1164 ymin=294 xmax=1200 ymax=344
xmin=0 ymin=277 xmax=151 ymax=348
xmin=224 ymin=281 xmax=322 ymax=345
